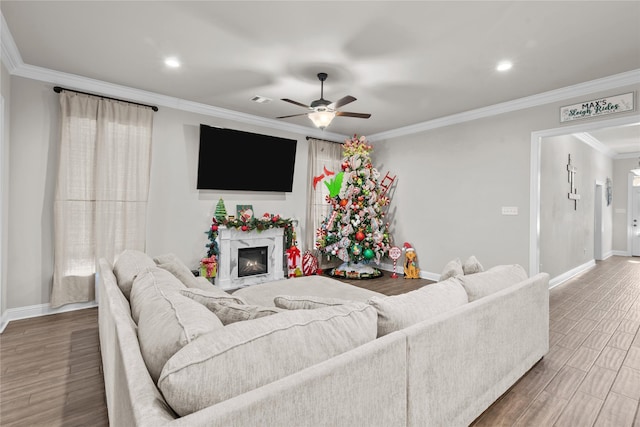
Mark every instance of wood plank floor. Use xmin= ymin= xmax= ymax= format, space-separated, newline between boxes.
xmin=0 ymin=257 xmax=638 ymax=426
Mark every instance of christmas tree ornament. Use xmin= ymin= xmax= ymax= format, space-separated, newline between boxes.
xmin=363 ymin=248 xmax=374 ymax=260
xmin=351 ymin=243 xmax=362 ymax=256
xmin=355 ymin=231 xmax=365 ymax=241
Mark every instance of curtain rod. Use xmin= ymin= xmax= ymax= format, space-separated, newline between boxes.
xmin=306 ymin=136 xmax=342 ymax=144
xmin=53 ymin=86 xmax=159 ymax=112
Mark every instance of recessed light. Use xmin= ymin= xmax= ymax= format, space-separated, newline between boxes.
xmin=496 ymin=61 xmax=513 ymax=72
xmin=164 ymin=57 xmax=181 ymax=68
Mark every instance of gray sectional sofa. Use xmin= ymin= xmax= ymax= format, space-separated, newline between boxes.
xmin=98 ymin=250 xmax=549 ymax=426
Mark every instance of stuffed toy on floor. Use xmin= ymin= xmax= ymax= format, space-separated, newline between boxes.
xmin=403 ymin=242 xmax=420 ymax=279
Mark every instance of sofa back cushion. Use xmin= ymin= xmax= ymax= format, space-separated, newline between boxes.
xmin=180 ymin=287 xmax=247 ymax=307
xmin=158 ymin=302 xmax=377 ymax=416
xmin=457 ymin=264 xmax=528 ymax=302
xmin=137 ymin=288 xmax=224 ymax=383
xmin=129 ymin=267 xmax=186 ymax=324
xmin=154 ymin=253 xmax=214 ymax=291
xmin=274 ymin=295 xmax=354 ymax=310
xmin=197 ymin=300 xmax=284 ymax=325
xmin=113 ymin=249 xmax=156 ymax=300
xmin=367 ymin=278 xmax=468 ymax=337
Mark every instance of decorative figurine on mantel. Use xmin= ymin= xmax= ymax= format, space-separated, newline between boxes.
xmin=403 ymin=242 xmax=420 ymax=279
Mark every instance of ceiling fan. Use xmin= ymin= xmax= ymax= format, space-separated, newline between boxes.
xmin=276 ymin=72 xmax=371 ymax=129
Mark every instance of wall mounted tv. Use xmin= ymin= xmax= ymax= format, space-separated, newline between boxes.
xmin=197 ymin=124 xmax=297 ymax=192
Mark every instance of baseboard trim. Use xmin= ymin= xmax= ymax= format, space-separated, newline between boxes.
xmin=612 ymin=250 xmax=631 ymax=257
xmin=0 ymin=300 xmax=98 ymax=334
xmin=549 ymin=260 xmax=596 ymax=289
xmin=377 ymin=262 xmax=440 ymax=281
xmin=601 ymin=251 xmax=614 ymax=260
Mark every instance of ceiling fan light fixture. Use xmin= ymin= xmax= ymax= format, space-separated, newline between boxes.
xmin=308 ymin=111 xmax=336 ymax=129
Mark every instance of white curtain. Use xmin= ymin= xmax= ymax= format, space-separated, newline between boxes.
xmin=51 ymin=91 xmax=153 ymax=307
xmin=305 ymin=138 xmax=342 ymax=255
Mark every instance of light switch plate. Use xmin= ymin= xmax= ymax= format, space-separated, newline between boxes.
xmin=502 ymin=206 xmax=518 ymax=215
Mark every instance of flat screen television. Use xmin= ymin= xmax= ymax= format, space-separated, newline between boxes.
xmin=197 ymin=124 xmax=297 ymax=192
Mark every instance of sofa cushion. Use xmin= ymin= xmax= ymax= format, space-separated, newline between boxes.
xmin=129 ymin=267 xmax=186 ymax=324
xmin=232 ymin=275 xmax=384 ymax=306
xmin=153 ymin=253 xmax=213 ymax=291
xmin=113 ymin=249 xmax=156 ymax=300
xmin=274 ymin=295 xmax=353 ymax=310
xmin=457 ymin=264 xmax=528 ymax=302
xmin=440 ymin=258 xmax=463 ymax=281
xmin=462 ymin=255 xmax=484 ymax=275
xmin=137 ymin=289 xmax=224 ymax=383
xmin=200 ymin=300 xmax=284 ymax=325
xmin=158 ymin=302 xmax=378 ymax=416
xmin=367 ymin=278 xmax=468 ymax=337
xmin=180 ymin=287 xmax=247 ymax=307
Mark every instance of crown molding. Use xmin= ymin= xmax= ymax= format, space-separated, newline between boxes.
xmin=572 ymin=132 xmax=617 ymax=158
xmin=0 ymin=11 xmax=22 ymax=73
xmin=11 ymin=63 xmax=347 ymax=140
xmin=368 ymin=69 xmax=640 ymax=142
xmin=614 ymin=151 xmax=640 ymax=160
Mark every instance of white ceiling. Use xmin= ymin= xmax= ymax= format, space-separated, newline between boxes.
xmin=2 ymin=1 xmax=640 ymax=152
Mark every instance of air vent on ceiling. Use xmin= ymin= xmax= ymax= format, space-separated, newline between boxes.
xmin=251 ymin=95 xmax=272 ymax=104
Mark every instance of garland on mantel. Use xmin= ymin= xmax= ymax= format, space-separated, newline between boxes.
xmin=205 ymin=213 xmax=296 ymax=258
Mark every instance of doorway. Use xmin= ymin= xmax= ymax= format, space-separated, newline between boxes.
xmin=594 ymin=181 xmax=604 ymax=260
xmin=633 ymin=180 xmax=640 ymax=256
xmin=530 ymin=114 xmax=640 ymax=276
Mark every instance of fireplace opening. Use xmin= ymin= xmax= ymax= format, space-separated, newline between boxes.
xmin=238 ymin=246 xmax=268 ymax=277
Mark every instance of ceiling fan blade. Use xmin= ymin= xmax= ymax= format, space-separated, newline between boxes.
xmin=328 ymin=95 xmax=356 ymax=110
xmin=282 ymin=98 xmax=311 ymax=109
xmin=336 ymin=111 xmax=371 ymax=119
xmin=276 ymin=113 xmax=309 ymax=119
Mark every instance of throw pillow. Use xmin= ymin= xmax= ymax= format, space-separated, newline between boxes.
xmin=158 ymin=303 xmax=377 ymax=416
xmin=457 ymin=264 xmax=528 ymax=302
xmin=130 ymin=267 xmax=186 ymax=324
xmin=154 ymin=253 xmax=207 ymax=290
xmin=367 ymin=277 xmax=468 ymax=337
xmin=201 ymin=300 xmax=284 ymax=325
xmin=462 ymin=255 xmax=484 ymax=275
xmin=180 ymin=287 xmax=247 ymax=308
xmin=137 ymin=287 xmax=223 ymax=383
xmin=440 ymin=258 xmax=463 ymax=281
xmin=113 ymin=249 xmax=156 ymax=300
xmin=274 ymin=295 xmax=353 ymax=310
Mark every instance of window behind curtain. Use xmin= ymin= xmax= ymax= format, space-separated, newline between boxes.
xmin=305 ymin=138 xmax=342 ymax=256
xmin=51 ymin=92 xmax=153 ymax=308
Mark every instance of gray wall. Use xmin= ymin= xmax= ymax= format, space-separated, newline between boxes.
xmin=5 ymin=72 xmax=640 ymax=309
xmin=1 ymin=62 xmax=10 ymax=316
xmin=613 ymin=157 xmax=640 ymax=253
xmin=539 ymin=135 xmax=613 ymax=279
xmin=375 ymin=84 xmax=639 ymax=279
xmin=6 ymin=76 xmax=311 ymax=309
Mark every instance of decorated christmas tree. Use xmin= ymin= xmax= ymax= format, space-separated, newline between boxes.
xmin=315 ymin=135 xmax=392 ymax=278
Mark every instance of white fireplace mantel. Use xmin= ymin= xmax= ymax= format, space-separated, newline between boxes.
xmin=216 ymin=226 xmax=285 ymax=290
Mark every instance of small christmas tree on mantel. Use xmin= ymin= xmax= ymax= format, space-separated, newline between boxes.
xmin=315 ymin=135 xmax=392 ymax=279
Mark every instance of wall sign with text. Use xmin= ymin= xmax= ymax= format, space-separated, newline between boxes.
xmin=560 ymin=92 xmax=634 ymax=122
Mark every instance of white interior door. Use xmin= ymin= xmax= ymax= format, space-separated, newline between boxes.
xmin=633 ymin=186 xmax=640 ymax=256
